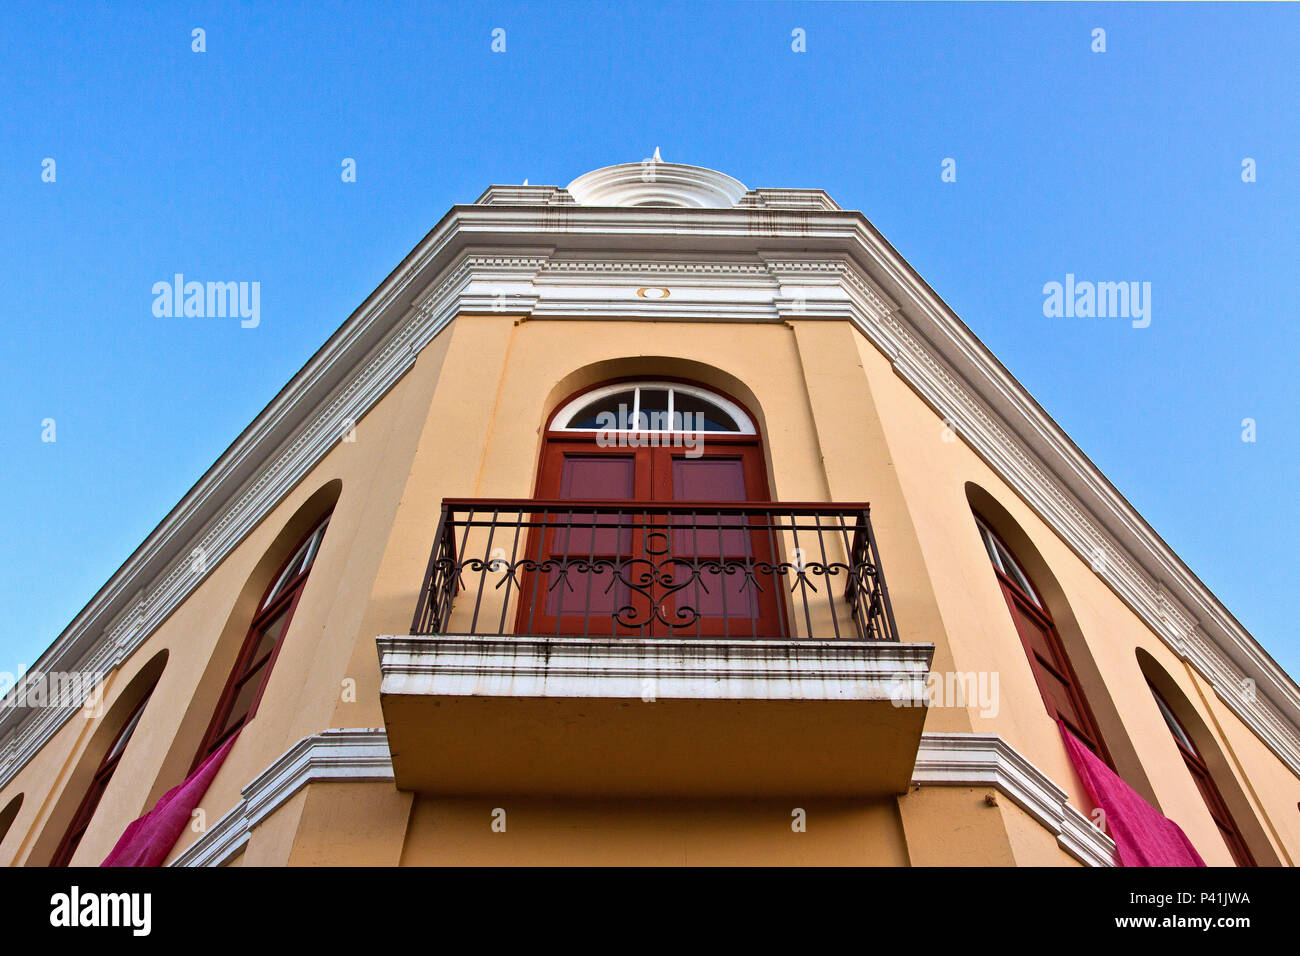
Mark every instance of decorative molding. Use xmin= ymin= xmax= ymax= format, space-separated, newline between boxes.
xmin=170 ymin=728 xmax=392 ymax=868
xmin=566 ymin=159 xmax=748 ymax=208
xmin=913 ymin=732 xmax=1117 ymax=867
xmin=3 ymin=194 xmax=1298 ymax=795
xmin=474 ymin=184 xmax=576 ymax=206
xmin=541 ymin=256 xmax=774 ymax=280
xmin=739 ymin=188 xmax=841 ymax=211
xmin=377 ymin=635 xmax=934 ymax=703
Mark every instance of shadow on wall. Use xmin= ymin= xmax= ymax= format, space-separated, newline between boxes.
xmin=0 ymin=792 xmax=23 ymax=858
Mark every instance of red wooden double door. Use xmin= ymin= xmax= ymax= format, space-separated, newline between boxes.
xmin=517 ymin=435 xmax=785 ymax=638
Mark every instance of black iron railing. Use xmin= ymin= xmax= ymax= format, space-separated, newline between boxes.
xmin=410 ymin=499 xmax=899 ymax=642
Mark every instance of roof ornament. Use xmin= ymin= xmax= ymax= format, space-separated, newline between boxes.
xmin=566 ymin=155 xmax=747 ymax=207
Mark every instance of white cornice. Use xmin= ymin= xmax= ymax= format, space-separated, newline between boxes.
xmin=915 ymin=733 xmax=1118 ymax=868
xmin=3 ymin=201 xmax=1298 ymax=792
xmin=169 ymin=728 xmax=392 ymax=868
xmin=474 ymin=184 xmax=577 ymax=206
xmin=913 ymin=732 xmax=1117 ymax=867
xmin=739 ymin=188 xmax=841 ymax=211
xmin=377 ymin=635 xmax=934 ymax=702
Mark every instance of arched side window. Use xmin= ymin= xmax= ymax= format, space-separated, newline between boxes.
xmin=975 ymin=515 xmax=1111 ymax=763
xmin=1148 ymin=683 xmax=1256 ymax=866
xmin=49 ymin=692 xmax=153 ymax=867
xmin=551 ymin=381 xmax=755 ymax=434
xmin=192 ymin=513 xmax=331 ymax=769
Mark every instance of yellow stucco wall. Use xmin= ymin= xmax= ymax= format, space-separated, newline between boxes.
xmin=851 ymin=330 xmax=1299 ymax=866
xmin=2 ymin=309 xmax=1295 ymax=867
xmin=399 ymin=795 xmax=909 ymax=866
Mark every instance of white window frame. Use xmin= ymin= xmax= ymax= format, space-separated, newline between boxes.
xmin=550 ymin=381 xmax=755 ymax=434
xmin=262 ymin=515 xmax=331 ymax=611
xmin=976 ymin=517 xmax=1042 ymax=608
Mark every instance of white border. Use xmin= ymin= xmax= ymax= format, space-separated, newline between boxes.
xmin=550 ymin=380 xmax=756 ymax=434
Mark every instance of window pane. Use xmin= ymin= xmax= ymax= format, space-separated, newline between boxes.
xmin=567 ymin=391 xmax=636 ymax=430
xmin=1151 ymin=687 xmax=1198 ymax=754
xmin=219 ymin=660 xmax=269 ymax=738
xmin=672 ymin=392 xmax=739 ymax=432
xmin=103 ymin=699 xmax=149 ymax=764
xmin=978 ymin=523 xmax=1004 ymax=572
xmin=264 ymin=516 xmax=330 ymax=610
xmin=988 ymin=535 xmax=1041 ymax=607
xmin=244 ymin=607 xmax=290 ymax=672
xmin=636 ymin=388 xmax=670 ymax=430
xmin=301 ymin=517 xmax=330 ymax=571
xmin=264 ymin=542 xmax=308 ymax=608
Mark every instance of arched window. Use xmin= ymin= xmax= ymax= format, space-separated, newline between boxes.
xmin=551 ymin=381 xmax=755 ymax=434
xmin=1148 ymin=683 xmax=1256 ymax=866
xmin=523 ymin=380 xmax=780 ymax=637
xmin=49 ymin=692 xmax=153 ymax=867
xmin=192 ymin=513 xmax=331 ymax=769
xmin=976 ymin=515 xmax=1111 ymax=762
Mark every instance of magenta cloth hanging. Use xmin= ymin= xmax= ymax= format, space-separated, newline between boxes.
xmin=101 ymin=734 xmax=239 ymax=867
xmin=1058 ymin=720 xmax=1204 ymax=867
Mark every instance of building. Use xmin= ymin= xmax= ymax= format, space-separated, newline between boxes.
xmin=1 ymin=156 xmax=1297 ymax=867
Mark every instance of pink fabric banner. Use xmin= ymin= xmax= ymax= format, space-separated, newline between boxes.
xmin=1058 ymin=720 xmax=1204 ymax=867
xmin=101 ymin=734 xmax=239 ymax=867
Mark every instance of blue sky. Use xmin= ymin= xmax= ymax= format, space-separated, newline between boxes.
xmin=2 ymin=2 xmax=1297 ymax=681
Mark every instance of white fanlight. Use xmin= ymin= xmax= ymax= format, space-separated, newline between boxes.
xmin=552 ymin=382 xmax=755 ymax=434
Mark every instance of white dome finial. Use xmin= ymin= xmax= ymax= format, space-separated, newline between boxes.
xmin=566 ymin=155 xmax=747 ymax=208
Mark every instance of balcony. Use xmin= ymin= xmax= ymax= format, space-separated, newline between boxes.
xmin=377 ymin=499 xmax=933 ymax=797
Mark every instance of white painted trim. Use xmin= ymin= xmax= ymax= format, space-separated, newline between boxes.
xmin=172 ymin=727 xmax=1113 ymax=866
xmin=4 ymin=193 xmax=1298 ymax=795
xmin=170 ymin=728 xmax=392 ymax=868
xmin=377 ymin=635 xmax=934 ymax=703
xmin=550 ymin=380 xmax=756 ymax=435
xmin=474 ymin=184 xmax=577 ymax=206
xmin=566 ymin=160 xmax=748 ymax=208
xmin=913 ymin=732 xmax=1117 ymax=867
xmin=738 ymin=188 xmax=841 ymax=211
